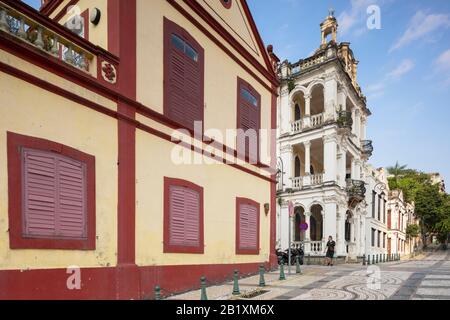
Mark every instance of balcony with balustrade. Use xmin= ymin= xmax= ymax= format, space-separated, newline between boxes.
xmin=0 ymin=0 xmax=118 ymax=83
xmin=347 ymin=179 xmax=366 ymax=206
xmin=361 ymin=140 xmax=373 ymax=158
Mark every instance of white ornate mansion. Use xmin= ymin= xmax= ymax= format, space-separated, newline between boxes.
xmin=275 ymin=12 xmax=391 ymax=261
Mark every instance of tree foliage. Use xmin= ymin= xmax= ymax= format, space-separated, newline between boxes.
xmin=406 ymin=224 xmax=420 ymax=239
xmin=387 ymin=165 xmax=450 ymax=245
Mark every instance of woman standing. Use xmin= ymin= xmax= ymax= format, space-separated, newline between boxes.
xmin=325 ymin=236 xmax=336 ymax=266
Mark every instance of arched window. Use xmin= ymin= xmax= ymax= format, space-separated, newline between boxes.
xmin=295 ymin=156 xmax=301 ymax=177
xmin=294 ymin=211 xmax=301 ymax=241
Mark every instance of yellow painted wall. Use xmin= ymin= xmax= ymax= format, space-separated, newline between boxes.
xmin=52 ymin=0 xmax=109 ymax=50
xmin=136 ymin=0 xmax=273 ymax=165
xmin=0 ymin=72 xmax=118 ymax=270
xmin=135 ymin=130 xmax=271 ymax=266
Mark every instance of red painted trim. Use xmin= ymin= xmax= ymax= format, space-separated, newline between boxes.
xmin=180 ymin=0 xmax=277 ymax=86
xmin=269 ymin=87 xmax=277 ymax=267
xmin=81 ymin=9 xmax=89 ymax=41
xmin=0 ymin=262 xmax=269 ymax=300
xmin=239 ymin=0 xmax=274 ymax=75
xmin=40 ymin=0 xmax=64 ymax=16
xmin=0 ymin=24 xmax=272 ymax=171
xmin=7 ymin=132 xmax=96 ymax=250
xmin=220 ymin=0 xmax=232 ymax=9
xmin=53 ymin=0 xmax=80 ymax=22
xmin=167 ymin=0 xmax=277 ymax=94
xmin=163 ymin=17 xmax=205 ymax=133
xmin=236 ymin=76 xmax=261 ymax=163
xmin=2 ymin=0 xmax=117 ymax=63
xmin=163 ymin=178 xmax=205 ymax=254
xmin=107 ymin=0 xmax=120 ymax=57
xmin=0 ymin=61 xmax=275 ymax=184
xmin=236 ymin=197 xmax=260 ymax=255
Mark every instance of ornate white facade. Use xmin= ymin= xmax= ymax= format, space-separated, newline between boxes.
xmin=275 ymin=13 xmax=383 ymax=261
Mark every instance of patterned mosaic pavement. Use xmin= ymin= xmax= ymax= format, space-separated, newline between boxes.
xmin=168 ymin=250 xmax=450 ymax=300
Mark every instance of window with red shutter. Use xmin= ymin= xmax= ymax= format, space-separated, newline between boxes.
xmin=164 ymin=18 xmax=204 ymax=133
xmin=236 ymin=198 xmax=260 ymax=255
xmin=22 ymin=148 xmax=87 ymax=240
xmin=7 ymin=132 xmax=95 ymax=250
xmin=164 ymin=178 xmax=204 ymax=254
xmin=237 ymin=78 xmax=261 ymax=163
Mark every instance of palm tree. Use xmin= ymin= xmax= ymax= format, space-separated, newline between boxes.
xmin=387 ymin=161 xmax=408 ymax=182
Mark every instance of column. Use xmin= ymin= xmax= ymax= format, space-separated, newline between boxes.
xmin=323 ymin=203 xmax=337 ymax=248
xmin=351 ymin=107 xmax=356 ymax=135
xmin=304 ymin=141 xmax=311 ymax=186
xmin=323 ymin=135 xmax=337 ymax=183
xmin=280 ymin=90 xmax=291 ymax=135
xmin=336 ymin=210 xmax=344 ymax=256
xmin=355 ymin=214 xmax=361 ymax=254
xmin=337 ymin=91 xmax=347 ymax=111
xmin=351 ymin=158 xmax=361 ymax=180
xmin=360 ymin=218 xmax=365 ymax=256
xmin=324 ymin=76 xmax=337 ymax=121
xmin=280 ymin=203 xmax=290 ymax=250
xmin=304 ymin=212 xmax=311 ymax=254
xmin=280 ymin=145 xmax=293 ymax=189
xmin=304 ymin=94 xmax=311 ymax=128
xmin=338 ymin=147 xmax=347 ymax=187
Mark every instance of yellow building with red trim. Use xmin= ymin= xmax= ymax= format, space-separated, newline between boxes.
xmin=0 ymin=0 xmax=278 ymax=299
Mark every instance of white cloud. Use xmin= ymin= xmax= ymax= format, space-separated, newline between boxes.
xmin=338 ymin=0 xmax=375 ymax=36
xmin=386 ymin=59 xmax=415 ymax=79
xmin=433 ymin=49 xmax=450 ymax=86
xmin=389 ymin=11 xmax=450 ymax=52
xmin=366 ymin=59 xmax=415 ymax=100
xmin=435 ymin=49 xmax=450 ymax=70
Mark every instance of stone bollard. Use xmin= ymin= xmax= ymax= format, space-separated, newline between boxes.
xmin=155 ymin=286 xmax=161 ymax=300
xmin=232 ymin=270 xmax=240 ymax=295
xmin=367 ymin=255 xmax=371 ymax=265
xmin=296 ymin=256 xmax=302 ymax=274
xmin=279 ymin=260 xmax=286 ymax=280
xmin=200 ymin=276 xmax=208 ymax=301
xmin=259 ymin=265 xmax=266 ymax=287
xmin=375 ymin=254 xmax=378 ymax=264
xmin=363 ymin=254 xmax=366 ymax=266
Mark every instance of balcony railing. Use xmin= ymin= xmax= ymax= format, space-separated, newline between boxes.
xmin=337 ymin=110 xmax=353 ymax=130
xmin=311 ymin=173 xmax=324 ymax=186
xmin=361 ymin=140 xmax=373 ymax=158
xmin=0 ymin=2 xmax=95 ymax=73
xmin=292 ymin=176 xmax=303 ymax=190
xmin=347 ymin=179 xmax=366 ymax=202
xmin=0 ymin=0 xmax=118 ymax=82
xmin=291 ymin=119 xmax=302 ymax=133
xmin=298 ymin=52 xmax=326 ymax=72
xmin=310 ymin=113 xmax=324 ymax=128
xmin=310 ymin=241 xmax=323 ymax=255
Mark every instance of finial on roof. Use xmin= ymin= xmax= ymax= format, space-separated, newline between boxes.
xmin=328 ymin=7 xmax=335 ymax=18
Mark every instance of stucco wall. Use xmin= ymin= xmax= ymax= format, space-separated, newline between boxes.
xmin=135 ymin=129 xmax=271 ymax=266
xmin=0 ymin=71 xmax=118 ymax=270
xmin=136 ymin=0 xmax=273 ymax=165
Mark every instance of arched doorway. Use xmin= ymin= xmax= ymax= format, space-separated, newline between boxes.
xmin=295 ymin=103 xmax=301 ymax=121
xmin=345 ymin=211 xmax=352 ymax=242
xmin=294 ymin=206 xmax=305 ymax=241
xmin=310 ymin=204 xmax=323 ymax=241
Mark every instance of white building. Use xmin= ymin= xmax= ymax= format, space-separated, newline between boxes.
xmin=364 ymin=166 xmax=389 ymax=258
xmin=276 ymin=12 xmax=374 ymax=261
xmin=387 ymin=190 xmax=408 ymax=256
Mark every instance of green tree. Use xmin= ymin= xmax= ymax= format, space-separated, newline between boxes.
xmin=406 ymin=224 xmax=421 ymax=253
xmin=415 ymin=184 xmax=443 ymax=247
xmin=387 ymin=161 xmax=408 ymax=189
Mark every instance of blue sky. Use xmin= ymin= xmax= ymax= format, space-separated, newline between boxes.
xmin=249 ymin=0 xmax=450 ymax=183
xmin=23 ymin=0 xmax=450 ymax=183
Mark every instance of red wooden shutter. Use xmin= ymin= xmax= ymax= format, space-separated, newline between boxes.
xmin=239 ymin=203 xmax=257 ymax=249
xmin=169 ymin=185 xmax=200 ymax=247
xmin=22 ymin=149 xmax=87 ymax=239
xmin=58 ymin=157 xmax=87 ymax=238
xmin=23 ymin=149 xmax=57 ymax=237
xmin=166 ymin=22 xmax=204 ymax=132
xmin=237 ymin=79 xmax=260 ymax=162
